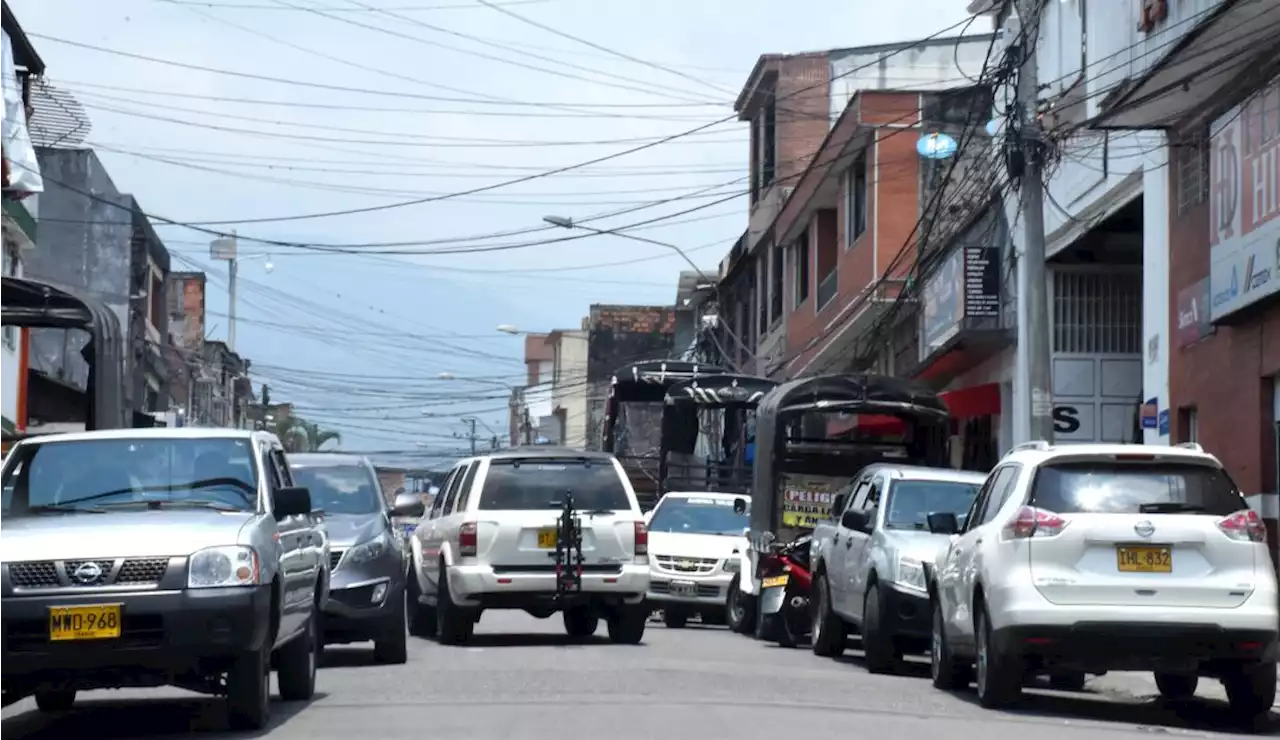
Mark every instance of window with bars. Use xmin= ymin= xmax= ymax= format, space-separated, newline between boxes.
xmin=1051 ymin=269 xmax=1142 ymax=354
xmin=1175 ymin=128 xmax=1210 ymax=216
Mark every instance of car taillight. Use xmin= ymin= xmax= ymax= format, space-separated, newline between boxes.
xmin=1218 ymin=509 xmax=1267 ymax=542
xmin=458 ymin=522 xmax=478 ymax=556
xmin=633 ymin=521 xmax=648 ymax=556
xmin=1006 ymin=506 xmax=1068 ymax=539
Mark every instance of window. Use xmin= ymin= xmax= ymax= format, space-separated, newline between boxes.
xmin=794 ymin=229 xmax=811 ymax=307
xmin=980 ymin=465 xmax=1021 ymax=525
xmin=291 ymin=463 xmax=383 ymax=515
xmin=769 ymin=244 xmax=784 ymax=324
xmin=2 ymin=437 xmax=259 ymax=515
xmin=428 ymin=468 xmax=457 ymax=519
xmin=757 ymin=256 xmax=769 ymax=337
xmin=760 ymin=100 xmax=776 ymax=192
xmin=1030 ymin=461 xmax=1244 ymax=516
xmin=441 ymin=461 xmax=471 ymax=514
xmin=845 ymin=154 xmax=868 ymax=247
xmin=1176 ymin=128 xmax=1209 ymax=215
xmin=477 ymin=457 xmax=630 ymax=511
xmin=883 ymin=480 xmax=981 ymax=530
xmin=648 ymin=495 xmax=749 ymax=536
xmin=148 ymin=268 xmax=164 ymax=332
xmin=815 ymin=209 xmax=839 ymax=309
xmin=2 ymin=245 xmax=18 ymax=349
xmin=455 ymin=461 xmax=482 ymax=512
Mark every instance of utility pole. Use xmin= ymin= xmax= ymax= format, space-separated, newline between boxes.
xmin=210 ymin=231 xmax=239 ymax=352
xmin=1016 ymin=0 xmax=1055 ymax=443
xmin=523 ymin=407 xmax=533 ymax=446
xmin=467 ymin=417 xmax=477 ymax=456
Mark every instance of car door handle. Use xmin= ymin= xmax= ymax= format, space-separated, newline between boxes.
xmin=974 ymin=538 xmax=983 ymax=546
xmin=844 ymin=539 xmax=853 ymax=549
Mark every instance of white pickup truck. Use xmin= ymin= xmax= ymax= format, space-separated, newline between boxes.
xmin=808 ymin=464 xmax=983 ymax=672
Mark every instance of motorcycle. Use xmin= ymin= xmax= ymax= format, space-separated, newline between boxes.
xmin=755 ymin=533 xmax=813 ymax=648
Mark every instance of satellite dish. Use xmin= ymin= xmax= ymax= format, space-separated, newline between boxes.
xmin=916 ymin=132 xmax=958 ymax=160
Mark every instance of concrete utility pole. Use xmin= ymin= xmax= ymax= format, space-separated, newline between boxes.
xmin=1016 ymin=0 xmax=1055 ymax=443
xmin=467 ymin=417 xmax=477 ymax=456
xmin=523 ymin=408 xmax=533 ymax=445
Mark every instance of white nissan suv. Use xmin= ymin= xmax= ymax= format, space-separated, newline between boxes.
xmin=927 ymin=441 xmax=1279 ymax=718
xmin=407 ymin=448 xmax=650 ymax=645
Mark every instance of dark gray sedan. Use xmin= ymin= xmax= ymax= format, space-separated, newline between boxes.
xmin=289 ymin=453 xmax=424 ymax=664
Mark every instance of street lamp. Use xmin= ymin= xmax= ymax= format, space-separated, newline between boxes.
xmin=541 ymin=214 xmax=711 ymax=282
xmin=210 ymin=232 xmax=274 ymax=353
xmin=495 ymin=324 xmax=520 ymax=335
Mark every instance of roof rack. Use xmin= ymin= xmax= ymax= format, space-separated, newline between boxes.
xmin=1173 ymin=442 xmax=1204 ymax=453
xmin=1009 ymin=440 xmax=1052 ymax=454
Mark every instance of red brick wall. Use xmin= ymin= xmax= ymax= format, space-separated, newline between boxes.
xmin=1167 ymin=150 xmax=1280 ymax=503
xmin=775 ymin=55 xmax=831 ymax=188
xmin=783 ymin=92 xmax=923 ymax=375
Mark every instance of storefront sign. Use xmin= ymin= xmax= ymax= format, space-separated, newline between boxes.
xmin=780 ymin=475 xmax=840 ymax=529
xmin=1208 ymin=77 xmax=1280 ymax=322
xmin=919 ymin=245 xmax=1003 ymax=361
xmin=920 ymin=248 xmax=963 ymax=356
xmin=1140 ymin=398 xmax=1158 ymax=429
xmin=1176 ymin=277 xmax=1213 ymax=346
xmin=963 ymin=246 xmax=1001 ymax=317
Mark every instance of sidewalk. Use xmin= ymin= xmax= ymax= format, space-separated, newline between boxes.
xmin=1089 ymin=670 xmax=1280 ymax=708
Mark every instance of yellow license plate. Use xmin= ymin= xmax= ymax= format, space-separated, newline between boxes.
xmin=1116 ymin=545 xmax=1172 ymax=573
xmin=49 ymin=604 xmax=122 ymax=641
xmin=761 ymin=574 xmax=789 ymax=588
xmin=536 ymin=528 xmax=557 ymax=549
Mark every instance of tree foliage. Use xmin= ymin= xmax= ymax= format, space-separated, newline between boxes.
xmin=271 ymin=414 xmax=342 ymax=453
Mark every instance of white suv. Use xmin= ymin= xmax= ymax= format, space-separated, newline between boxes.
xmin=928 ymin=441 xmax=1278 ymax=717
xmin=407 ymin=449 xmax=650 ymax=645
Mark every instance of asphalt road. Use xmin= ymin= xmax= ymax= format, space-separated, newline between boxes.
xmin=3 ymin=611 xmax=1277 ymax=739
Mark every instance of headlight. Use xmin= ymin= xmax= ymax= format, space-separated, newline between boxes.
xmin=723 ymin=557 xmax=741 ymax=573
xmin=896 ymin=556 xmax=927 ymax=593
xmin=347 ymin=532 xmax=390 ymax=566
xmin=189 ymin=546 xmax=259 ymax=588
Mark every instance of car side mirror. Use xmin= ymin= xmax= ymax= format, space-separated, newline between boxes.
xmin=831 ymin=493 xmax=847 ymax=517
xmin=274 ymin=486 xmax=312 ymax=519
xmin=841 ymin=509 xmax=870 ymax=532
xmin=391 ymin=492 xmax=425 ymax=518
xmin=926 ymin=511 xmax=959 ymax=535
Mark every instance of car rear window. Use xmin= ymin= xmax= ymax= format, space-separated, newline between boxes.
xmin=1031 ymin=461 xmax=1245 ymax=516
xmin=883 ymin=480 xmax=980 ymax=530
xmin=477 ymin=458 xmax=631 ymax=511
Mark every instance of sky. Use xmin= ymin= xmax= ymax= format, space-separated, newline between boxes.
xmin=12 ymin=0 xmax=976 ymax=467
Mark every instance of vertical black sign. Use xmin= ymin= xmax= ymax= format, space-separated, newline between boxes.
xmin=963 ymin=247 xmax=1001 ymax=318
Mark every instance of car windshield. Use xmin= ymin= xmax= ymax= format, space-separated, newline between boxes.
xmin=1031 ymin=461 xmax=1244 ymax=516
xmin=0 ymin=437 xmax=258 ymax=516
xmin=291 ymin=463 xmax=383 ymax=515
xmin=884 ymin=480 xmax=980 ymax=530
xmin=648 ymin=496 xmax=749 ymax=536
xmin=478 ymin=458 xmax=630 ymax=511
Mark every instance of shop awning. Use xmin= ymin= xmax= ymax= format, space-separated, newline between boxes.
xmin=941 ymin=383 xmax=1001 ymax=419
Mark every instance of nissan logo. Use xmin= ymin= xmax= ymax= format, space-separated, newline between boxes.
xmin=72 ymin=561 xmax=104 ymax=584
xmin=1134 ymin=521 xmax=1155 ymax=538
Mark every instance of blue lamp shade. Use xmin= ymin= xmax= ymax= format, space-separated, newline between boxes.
xmin=916 ymin=132 xmax=959 ymax=159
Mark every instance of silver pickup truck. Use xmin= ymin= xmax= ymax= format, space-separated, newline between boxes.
xmin=809 ymin=464 xmax=983 ymax=673
xmin=0 ymin=428 xmax=327 ymax=731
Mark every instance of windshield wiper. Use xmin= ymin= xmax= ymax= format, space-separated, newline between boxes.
xmin=1138 ymin=502 xmax=1206 ymax=513
xmin=54 ymin=477 xmax=256 ymax=508
xmin=25 ymin=503 xmax=107 ymax=514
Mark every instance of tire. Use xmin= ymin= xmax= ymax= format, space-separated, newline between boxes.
xmin=974 ymin=605 xmax=1021 ymax=709
xmin=563 ymin=606 xmax=599 ymax=638
xmin=1221 ymin=661 xmax=1277 ymax=718
xmin=226 ymin=642 xmax=270 ymax=731
xmin=811 ymin=575 xmax=846 ymax=657
xmin=1154 ymin=672 xmax=1198 ymax=699
xmin=861 ymin=584 xmax=895 ymax=674
xmin=930 ymin=598 xmax=971 ymax=690
xmin=374 ymin=595 xmax=409 ymax=665
xmin=34 ymin=690 xmax=75 ymax=713
xmin=606 ymin=604 xmax=647 ymax=644
xmin=726 ymin=574 xmax=757 ymax=635
xmin=276 ymin=612 xmax=318 ymax=702
xmin=775 ymin=588 xmax=804 ymax=648
xmin=1048 ymin=671 xmax=1087 ymax=692
xmin=662 ymin=608 xmax=688 ymax=629
xmin=406 ymin=571 xmax=436 ymax=638
xmin=435 ymin=562 xmax=472 ymax=646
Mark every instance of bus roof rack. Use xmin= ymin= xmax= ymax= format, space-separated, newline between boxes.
xmin=1173 ymin=442 xmax=1204 ymax=453
xmin=1010 ymin=440 xmax=1052 ymax=454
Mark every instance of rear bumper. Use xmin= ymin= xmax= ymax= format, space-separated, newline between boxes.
xmin=993 ymin=623 xmax=1280 ymax=672
xmin=449 ymin=562 xmax=649 ymax=607
xmin=2 ymin=585 xmax=271 ymax=691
